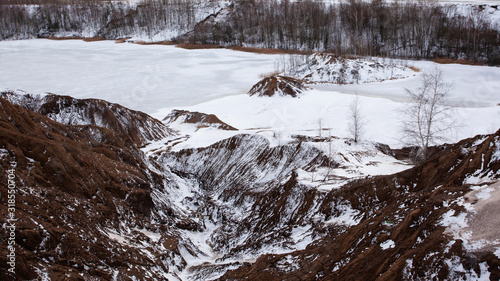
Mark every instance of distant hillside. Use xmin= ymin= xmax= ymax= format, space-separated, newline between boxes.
xmin=1 ymin=0 xmax=499 ymax=64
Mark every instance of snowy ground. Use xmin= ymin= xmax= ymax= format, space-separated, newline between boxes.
xmin=1 ymin=39 xmax=500 ymax=149
xmin=157 ymin=82 xmax=500 ymax=148
xmin=442 ymin=180 xmax=500 ymax=259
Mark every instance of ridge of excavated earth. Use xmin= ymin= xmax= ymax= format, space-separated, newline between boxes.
xmin=247 ymin=76 xmax=309 ymax=98
xmin=0 ymin=91 xmax=173 ymax=147
xmin=163 ymin=109 xmax=238 ymax=131
xmin=0 ymin=92 xmax=499 ymax=280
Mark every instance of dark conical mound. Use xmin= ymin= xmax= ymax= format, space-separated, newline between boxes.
xmin=163 ymin=109 xmax=237 ymax=131
xmin=248 ymin=76 xmax=308 ymax=98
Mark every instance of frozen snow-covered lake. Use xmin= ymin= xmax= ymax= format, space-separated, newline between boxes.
xmin=0 ymin=39 xmax=278 ymax=115
xmin=1 ymin=39 xmax=499 ymax=147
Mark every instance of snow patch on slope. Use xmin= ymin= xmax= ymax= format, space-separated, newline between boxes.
xmin=443 ymin=181 xmax=500 ymax=254
xmin=280 ymin=53 xmax=416 ymax=85
xmin=324 ymin=204 xmax=362 ymax=227
xmin=380 ymin=239 xmax=396 ymax=250
xmin=296 ymin=138 xmax=412 ymax=191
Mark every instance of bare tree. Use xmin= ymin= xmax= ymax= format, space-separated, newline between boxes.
xmin=318 ymin=118 xmax=323 ymax=137
xmin=348 ymin=94 xmax=365 ymax=143
xmin=401 ymin=67 xmax=455 ymax=162
xmin=323 ymin=132 xmax=336 ymax=182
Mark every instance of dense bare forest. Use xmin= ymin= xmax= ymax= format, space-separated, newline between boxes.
xmin=1 ymin=0 xmax=500 ymax=64
xmin=0 ymin=0 xmax=219 ymax=40
xmin=192 ymin=0 xmax=500 ymax=65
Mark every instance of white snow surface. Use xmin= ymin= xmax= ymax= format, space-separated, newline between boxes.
xmin=380 ymin=239 xmax=396 ymax=250
xmin=440 ymin=210 xmax=469 ymax=230
xmin=281 ymin=53 xmax=416 ymax=84
xmin=324 ymin=204 xmax=362 ymax=227
xmin=0 ymin=39 xmax=278 ymax=114
xmin=0 ymin=148 xmax=8 ymax=159
xmin=443 ymin=181 xmax=500 ymax=254
xmin=295 ymin=139 xmax=412 ymax=191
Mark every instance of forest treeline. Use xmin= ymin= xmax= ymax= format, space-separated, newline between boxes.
xmin=190 ymin=0 xmax=500 ymax=65
xmin=0 ymin=0 xmax=219 ymax=41
xmin=1 ymin=0 xmax=499 ymax=65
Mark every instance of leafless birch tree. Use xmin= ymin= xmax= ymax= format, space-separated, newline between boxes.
xmin=401 ymin=67 xmax=455 ymax=162
xmin=348 ymin=95 xmax=365 ymax=143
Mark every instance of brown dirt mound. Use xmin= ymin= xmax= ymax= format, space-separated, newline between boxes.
xmin=44 ymin=36 xmax=106 ymax=42
xmin=228 ymin=46 xmax=312 ymax=55
xmin=248 ymin=76 xmax=309 ymax=98
xmin=433 ymin=57 xmax=485 ymax=66
xmin=134 ymin=40 xmax=174 ymax=46
xmin=1 ymin=91 xmax=173 ymax=147
xmin=163 ymin=109 xmax=237 ymax=131
xmin=176 ymin=43 xmax=224 ymax=49
xmin=0 ymin=97 xmax=164 ymax=280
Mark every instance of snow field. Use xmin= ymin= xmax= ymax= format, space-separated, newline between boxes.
xmin=0 ymin=39 xmax=278 ymax=113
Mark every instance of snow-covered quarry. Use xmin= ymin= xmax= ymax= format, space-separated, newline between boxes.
xmin=1 ymin=38 xmax=500 ymax=280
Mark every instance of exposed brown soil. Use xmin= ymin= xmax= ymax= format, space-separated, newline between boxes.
xmin=176 ymin=43 xmax=224 ymax=49
xmin=220 ymin=130 xmax=500 ymax=280
xmin=408 ymin=66 xmax=421 ymax=72
xmin=37 ymin=37 xmax=489 ymax=67
xmin=45 ymin=36 xmax=107 ymax=42
xmin=82 ymin=37 xmax=106 ymax=42
xmin=0 ymin=97 xmax=167 ymax=280
xmin=163 ymin=109 xmax=237 ymax=131
xmin=433 ymin=57 xmax=485 ymax=66
xmin=154 ymin=43 xmax=313 ymax=55
xmin=44 ymin=36 xmax=84 ymax=40
xmin=248 ymin=76 xmax=309 ymax=97
xmin=133 ymin=40 xmax=175 ymax=46
xmin=114 ymin=37 xmax=131 ymax=43
xmin=228 ymin=46 xmax=313 ymax=55
xmin=1 ymin=91 xmax=172 ymax=147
